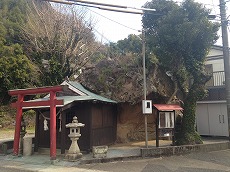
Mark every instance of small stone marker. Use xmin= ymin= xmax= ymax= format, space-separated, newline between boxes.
xmin=23 ymin=137 xmax=32 ymax=156
xmin=92 ymin=145 xmax=108 ymax=158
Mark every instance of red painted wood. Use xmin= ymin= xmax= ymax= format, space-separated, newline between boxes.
xmin=8 ymin=85 xmax=65 ymax=96
xmin=153 ymin=104 xmax=183 ymax=111
xmin=50 ymin=91 xmax=56 ymax=160
xmin=10 ymin=85 xmax=67 ymax=159
xmin=11 ymin=99 xmax=64 ymax=108
xmin=13 ymin=94 xmax=24 ymax=155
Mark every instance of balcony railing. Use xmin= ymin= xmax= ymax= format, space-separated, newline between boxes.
xmin=206 ymin=71 xmax=225 ymax=87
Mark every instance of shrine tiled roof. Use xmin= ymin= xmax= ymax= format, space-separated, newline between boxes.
xmin=23 ymin=81 xmax=116 ymax=109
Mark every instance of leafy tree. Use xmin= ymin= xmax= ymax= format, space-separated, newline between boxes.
xmin=0 ymin=0 xmax=39 ymax=105
xmin=117 ymin=34 xmax=142 ymax=54
xmin=107 ymin=34 xmax=142 ymax=58
xmin=142 ymin=0 xmax=219 ymax=145
xmin=0 ymin=39 xmax=38 ymax=104
xmin=0 ymin=0 xmax=28 ymax=44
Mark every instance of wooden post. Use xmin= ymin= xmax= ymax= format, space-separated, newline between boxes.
xmin=172 ymin=110 xmax=176 ymax=145
xmin=61 ymin=111 xmax=66 ymax=154
xmin=156 ymin=110 xmax=159 ymax=147
xmin=13 ymin=94 xmax=24 ymax=155
xmin=50 ymin=91 xmax=56 ymax=160
xmin=34 ymin=110 xmax=39 ymax=152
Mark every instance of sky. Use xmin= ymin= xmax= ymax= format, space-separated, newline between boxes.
xmin=82 ymin=0 xmax=225 ymax=45
xmin=87 ymin=0 xmax=146 ymax=43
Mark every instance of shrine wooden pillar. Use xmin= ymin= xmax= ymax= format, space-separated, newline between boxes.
xmin=13 ymin=94 xmax=24 ymax=155
xmin=50 ymin=91 xmax=56 ymax=160
xmin=34 ymin=110 xmax=40 ymax=153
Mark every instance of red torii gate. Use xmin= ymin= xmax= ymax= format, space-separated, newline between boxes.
xmin=9 ymin=85 xmax=67 ymax=160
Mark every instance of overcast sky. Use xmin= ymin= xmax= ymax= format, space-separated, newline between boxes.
xmin=87 ymin=0 xmax=146 ymax=43
xmin=84 ymin=0 xmax=225 ymax=45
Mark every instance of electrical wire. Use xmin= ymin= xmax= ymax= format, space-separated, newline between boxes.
xmin=87 ymin=8 xmax=141 ymax=32
xmin=45 ymin=0 xmax=145 ymax=14
xmin=93 ymin=27 xmax=114 ymax=43
xmin=48 ymin=0 xmax=143 ymax=38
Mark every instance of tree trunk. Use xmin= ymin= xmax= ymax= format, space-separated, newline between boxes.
xmin=175 ymin=83 xmax=204 ymax=145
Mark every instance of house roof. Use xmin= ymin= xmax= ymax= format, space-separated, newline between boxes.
xmin=153 ymin=104 xmax=183 ymax=111
xmin=23 ymin=81 xmax=116 ymax=109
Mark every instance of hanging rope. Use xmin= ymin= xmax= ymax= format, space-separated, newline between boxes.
xmin=59 ymin=113 xmax=62 ymax=132
xmin=38 ymin=109 xmax=62 ymax=131
xmin=38 ymin=109 xmax=62 ymax=120
xmin=44 ymin=119 xmax=49 ymax=131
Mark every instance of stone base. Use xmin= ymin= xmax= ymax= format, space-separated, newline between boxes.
xmin=92 ymin=145 xmax=108 ymax=158
xmin=23 ymin=137 xmax=33 ymax=156
xmin=65 ymin=153 xmax=82 ymax=161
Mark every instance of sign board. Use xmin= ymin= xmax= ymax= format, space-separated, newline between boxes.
xmin=142 ymin=100 xmax=152 ymax=114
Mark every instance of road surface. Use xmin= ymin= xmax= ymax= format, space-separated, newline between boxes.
xmin=1 ymin=149 xmax=230 ymax=172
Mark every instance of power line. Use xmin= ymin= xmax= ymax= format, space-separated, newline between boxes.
xmin=65 ymin=0 xmax=156 ymax=12
xmin=42 ymin=0 xmax=156 ymax=14
xmin=43 ymin=0 xmax=145 ymax=43
xmin=88 ymin=8 xmax=141 ymax=32
xmin=74 ymin=2 xmax=143 ymax=14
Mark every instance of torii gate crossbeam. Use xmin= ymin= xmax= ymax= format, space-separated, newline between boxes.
xmin=9 ymin=85 xmax=67 ymax=160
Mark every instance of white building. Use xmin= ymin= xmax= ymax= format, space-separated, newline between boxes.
xmin=196 ymin=45 xmax=228 ymax=137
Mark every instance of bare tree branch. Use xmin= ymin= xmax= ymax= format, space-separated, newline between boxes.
xmin=21 ymin=0 xmax=97 ymax=82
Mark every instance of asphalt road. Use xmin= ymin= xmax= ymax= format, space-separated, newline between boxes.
xmin=79 ymin=150 xmax=230 ymax=172
xmin=1 ymin=150 xmax=230 ymax=172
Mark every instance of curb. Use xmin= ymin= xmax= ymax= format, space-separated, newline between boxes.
xmin=141 ymin=141 xmax=230 ymax=158
xmin=77 ymin=141 xmax=230 ymax=165
xmin=79 ymin=155 xmax=142 ymax=165
xmin=1 ymin=140 xmax=230 ymax=166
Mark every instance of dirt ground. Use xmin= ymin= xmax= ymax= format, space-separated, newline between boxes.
xmin=0 ymin=128 xmax=35 ymax=139
xmin=0 ymin=129 xmax=15 ymax=139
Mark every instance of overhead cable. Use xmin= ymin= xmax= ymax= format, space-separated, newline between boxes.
xmin=66 ymin=0 xmax=156 ymax=12
xmin=88 ymin=8 xmax=141 ymax=32
xmin=42 ymin=0 xmax=156 ymax=14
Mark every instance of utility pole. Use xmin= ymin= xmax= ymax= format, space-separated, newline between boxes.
xmin=219 ymin=0 xmax=230 ymax=139
xmin=142 ymin=29 xmax=148 ymax=148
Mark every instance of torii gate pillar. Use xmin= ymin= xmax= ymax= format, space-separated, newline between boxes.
xmin=9 ymin=85 xmax=66 ymax=160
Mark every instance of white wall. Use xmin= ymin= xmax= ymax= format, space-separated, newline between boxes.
xmin=206 ymin=46 xmax=224 ymax=72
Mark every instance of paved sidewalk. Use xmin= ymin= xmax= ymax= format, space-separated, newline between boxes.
xmin=0 ymin=137 xmax=229 ymax=172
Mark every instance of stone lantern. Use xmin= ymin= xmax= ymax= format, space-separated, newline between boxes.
xmin=65 ymin=116 xmax=85 ymax=161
